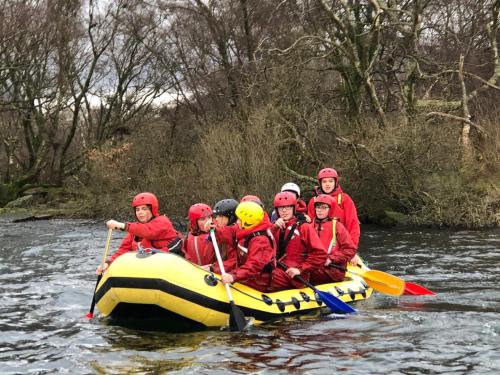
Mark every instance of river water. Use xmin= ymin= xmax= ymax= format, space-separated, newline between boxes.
xmin=0 ymin=218 xmax=499 ymax=374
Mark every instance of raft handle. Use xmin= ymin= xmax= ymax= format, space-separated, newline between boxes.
xmin=204 ymin=274 xmax=218 ymax=287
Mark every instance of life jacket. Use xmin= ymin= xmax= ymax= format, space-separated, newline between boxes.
xmin=183 ymin=232 xmax=215 ymax=265
xmin=312 ymin=218 xmax=337 ymax=252
xmin=327 ymin=219 xmax=337 ymax=254
xmin=276 ymin=220 xmax=305 ymax=260
xmin=237 ymin=229 xmax=276 ymax=275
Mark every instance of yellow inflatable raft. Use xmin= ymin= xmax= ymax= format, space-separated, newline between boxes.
xmin=95 ymin=252 xmax=372 ymax=331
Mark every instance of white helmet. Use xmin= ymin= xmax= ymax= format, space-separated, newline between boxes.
xmin=281 ymin=182 xmax=300 ymax=197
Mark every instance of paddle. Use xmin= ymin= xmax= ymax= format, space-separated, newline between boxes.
xmin=85 ymin=228 xmax=113 ymax=319
xmin=328 ymin=263 xmax=405 ymax=296
xmin=277 ymin=261 xmax=356 ymax=314
xmin=209 ymin=229 xmax=247 ymax=331
xmin=404 ymin=282 xmax=436 ymax=295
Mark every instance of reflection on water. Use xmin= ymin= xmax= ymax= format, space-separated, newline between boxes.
xmin=0 ymin=218 xmax=499 ymax=374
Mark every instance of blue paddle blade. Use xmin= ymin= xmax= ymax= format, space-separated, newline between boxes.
xmin=316 ymin=290 xmax=357 ymax=314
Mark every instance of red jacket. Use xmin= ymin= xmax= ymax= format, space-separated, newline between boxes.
xmin=211 ymin=223 xmax=239 ymax=273
xmin=310 ymin=218 xmax=357 ymax=267
xmin=227 ymin=216 xmax=276 ymax=283
xmin=296 ymin=198 xmax=307 ymax=213
xmin=271 ymin=217 xmax=326 ymax=274
xmin=183 ymin=232 xmax=215 ymax=266
xmin=307 ymin=186 xmax=360 ymax=248
xmin=109 ymin=215 xmax=180 ymax=263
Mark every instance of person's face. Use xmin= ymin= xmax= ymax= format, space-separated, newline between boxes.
xmin=135 ymin=205 xmax=153 ymax=223
xmin=215 ymin=215 xmax=229 ymax=227
xmin=236 ymin=219 xmax=243 ymax=229
xmin=321 ymin=178 xmax=336 ymax=193
xmin=197 ymin=215 xmax=212 ymax=233
xmin=277 ymin=205 xmax=294 ymax=221
xmin=315 ymin=204 xmax=330 ymax=220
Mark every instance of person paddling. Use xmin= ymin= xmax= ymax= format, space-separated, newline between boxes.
xmin=268 ymin=191 xmax=326 ymax=291
xmin=201 ymin=198 xmax=239 ymax=273
xmin=202 ymin=196 xmax=268 ymax=274
xmin=96 ymin=192 xmax=182 ymax=274
xmin=213 ymin=201 xmax=276 ymax=292
xmin=183 ymin=203 xmax=216 ymax=266
xmin=308 ymin=194 xmax=357 ymax=284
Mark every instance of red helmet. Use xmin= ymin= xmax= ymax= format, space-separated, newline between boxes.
xmin=240 ymin=194 xmax=264 ymax=208
xmin=132 ymin=192 xmax=159 ymax=217
xmin=314 ymin=194 xmax=334 ymax=207
xmin=188 ymin=203 xmax=213 ymax=231
xmin=317 ymin=167 xmax=338 ymax=183
xmin=273 ymin=191 xmax=297 ymax=208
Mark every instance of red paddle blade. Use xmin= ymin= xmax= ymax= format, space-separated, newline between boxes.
xmin=404 ymin=282 xmax=436 ymax=295
xmin=85 ymin=312 xmax=94 ymax=319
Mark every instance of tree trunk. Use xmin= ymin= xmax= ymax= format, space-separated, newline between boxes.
xmin=458 ymin=54 xmax=473 ymax=164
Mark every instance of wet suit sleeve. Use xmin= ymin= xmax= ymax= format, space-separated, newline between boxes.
xmin=109 ymin=232 xmax=134 ymax=263
xmin=329 ymin=222 xmax=357 ymax=265
xmin=230 ymin=236 xmax=274 ymax=282
xmin=341 ymin=195 xmax=360 ymax=248
xmin=125 ymin=216 xmax=176 ymax=241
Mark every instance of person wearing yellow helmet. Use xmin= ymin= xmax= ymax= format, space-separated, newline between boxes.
xmin=216 ymin=201 xmax=276 ymax=292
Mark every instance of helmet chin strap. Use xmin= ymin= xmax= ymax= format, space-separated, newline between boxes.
xmin=315 ymin=216 xmax=331 ymax=222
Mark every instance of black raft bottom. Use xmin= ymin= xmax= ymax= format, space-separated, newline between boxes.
xmin=107 ymin=303 xmax=209 ymax=333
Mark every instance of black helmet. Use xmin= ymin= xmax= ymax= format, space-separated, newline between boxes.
xmin=213 ymin=199 xmax=239 ymax=225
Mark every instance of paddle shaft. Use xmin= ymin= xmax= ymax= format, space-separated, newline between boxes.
xmin=275 ymin=260 xmax=357 ymax=314
xmin=327 ymin=263 xmax=347 ymax=272
xmin=87 ymin=228 xmax=113 ymax=318
xmin=276 ymin=260 xmax=322 ymax=293
xmin=209 ymin=230 xmax=247 ymax=331
xmin=209 ymin=230 xmax=235 ymax=301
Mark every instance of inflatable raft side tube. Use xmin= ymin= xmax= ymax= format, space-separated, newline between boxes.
xmin=95 ymin=276 xmax=313 ymax=323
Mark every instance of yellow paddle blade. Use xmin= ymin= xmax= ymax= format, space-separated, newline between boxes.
xmin=348 ymin=268 xmax=405 ymax=296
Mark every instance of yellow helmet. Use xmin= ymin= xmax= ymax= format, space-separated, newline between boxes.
xmin=236 ymin=201 xmax=264 ymax=229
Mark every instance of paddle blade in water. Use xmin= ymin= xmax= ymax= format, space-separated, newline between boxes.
xmin=276 ymin=261 xmax=356 ymax=315
xmin=359 ymin=269 xmax=406 ymax=296
xmin=86 ymin=274 xmax=103 ymax=319
xmin=317 ymin=290 xmax=357 ymax=314
xmin=229 ymin=301 xmax=247 ymax=331
xmin=404 ymin=282 xmax=436 ymax=296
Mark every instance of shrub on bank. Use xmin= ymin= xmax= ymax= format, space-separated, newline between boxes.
xmin=76 ymin=107 xmax=499 ymax=228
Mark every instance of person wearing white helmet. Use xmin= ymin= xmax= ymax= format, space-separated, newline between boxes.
xmin=271 ymin=182 xmax=310 ymax=224
xmin=281 ymin=182 xmax=301 ymax=196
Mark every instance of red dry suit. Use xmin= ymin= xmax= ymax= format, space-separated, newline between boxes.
xmin=296 ymin=198 xmax=307 ymax=213
xmin=222 ymin=216 xmax=276 ymax=292
xmin=307 ymin=186 xmax=360 ymax=248
xmin=268 ymin=217 xmax=327 ymax=291
xmin=308 ymin=218 xmax=357 ymax=283
xmin=108 ymin=215 xmax=182 ymax=263
xmin=210 ymin=223 xmax=239 ymax=274
xmin=183 ymin=232 xmax=216 ymax=266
